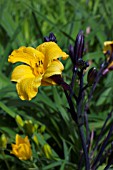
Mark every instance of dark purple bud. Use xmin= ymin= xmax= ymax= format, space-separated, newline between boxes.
xmin=44 ymin=36 xmax=50 ymax=42
xmin=87 ymin=67 xmax=98 ymax=85
xmin=44 ymin=32 xmax=57 ymax=43
xmin=68 ymin=45 xmax=74 ymax=62
xmin=49 ymin=33 xmax=57 ymax=43
xmin=74 ymin=31 xmax=84 ymax=62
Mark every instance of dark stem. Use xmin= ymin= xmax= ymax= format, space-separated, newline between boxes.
xmin=104 ymin=164 xmax=111 ymax=170
xmin=78 ymin=124 xmax=90 ymax=170
xmin=88 ymin=64 xmax=105 ymax=102
xmin=91 ymin=110 xmax=113 ymax=156
xmin=104 ymin=157 xmax=113 ymax=170
xmin=77 ymin=70 xmax=90 ymax=170
xmin=64 ymin=80 xmax=90 ymax=169
xmin=84 ymin=64 xmax=106 ymax=150
xmin=78 ymin=153 xmax=84 ymax=170
xmin=64 ymin=90 xmax=77 ymax=124
xmin=82 ymin=84 xmax=89 ymax=92
xmin=84 ymin=108 xmax=90 ymax=150
xmin=70 ymin=68 xmax=78 ymax=98
xmin=91 ymin=123 xmax=113 ymax=169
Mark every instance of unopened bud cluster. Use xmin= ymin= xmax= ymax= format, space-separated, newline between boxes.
xmin=69 ymin=31 xmax=89 ymax=70
xmin=44 ymin=32 xmax=57 ymax=43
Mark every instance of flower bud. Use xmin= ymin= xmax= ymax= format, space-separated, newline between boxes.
xmin=43 ymin=144 xmax=52 ymax=159
xmin=39 ymin=125 xmax=46 ymax=133
xmin=15 ymin=115 xmax=24 ymax=127
xmin=32 ymin=135 xmax=39 ymax=146
xmin=87 ymin=67 xmax=98 ymax=85
xmin=44 ymin=37 xmax=50 ymax=42
xmin=44 ymin=32 xmax=57 ymax=43
xmin=0 ymin=134 xmax=7 ymax=149
xmin=74 ymin=31 xmax=84 ymax=62
xmin=49 ymin=32 xmax=57 ymax=42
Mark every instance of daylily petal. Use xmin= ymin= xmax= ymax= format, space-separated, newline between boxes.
xmin=103 ymin=41 xmax=113 ymax=53
xmin=16 ymin=134 xmax=25 ymax=145
xmin=41 ymin=78 xmax=56 ymax=86
xmin=41 ymin=60 xmax=64 ymax=85
xmin=16 ymin=76 xmax=42 ymax=100
xmin=17 ymin=143 xmax=31 ymax=160
xmin=8 ymin=46 xmax=44 ymax=68
xmin=104 ymin=41 xmax=113 ymax=46
xmin=36 ymin=42 xmax=68 ymax=67
xmin=43 ymin=60 xmax=64 ymax=79
xmin=16 ymin=135 xmax=30 ymax=146
xmin=108 ymin=61 xmax=113 ymax=69
xmin=11 ymin=65 xmax=35 ymax=83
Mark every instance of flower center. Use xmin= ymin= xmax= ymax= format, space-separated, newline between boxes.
xmin=33 ymin=60 xmax=44 ymax=76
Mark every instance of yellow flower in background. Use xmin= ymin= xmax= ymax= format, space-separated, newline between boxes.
xmin=102 ymin=41 xmax=113 ymax=75
xmin=8 ymin=42 xmax=68 ymax=100
xmin=11 ymin=134 xmax=32 ymax=160
xmin=103 ymin=41 xmax=113 ymax=54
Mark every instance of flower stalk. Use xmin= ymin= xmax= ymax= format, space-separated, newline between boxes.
xmin=67 ymin=31 xmax=90 ymax=170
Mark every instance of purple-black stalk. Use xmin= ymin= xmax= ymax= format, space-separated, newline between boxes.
xmin=77 ymin=69 xmax=90 ymax=170
xmin=91 ymin=123 xmax=113 ymax=169
xmin=91 ymin=110 xmax=113 ymax=156
xmin=69 ymin=31 xmax=90 ymax=170
xmin=85 ymin=63 xmax=107 ymax=149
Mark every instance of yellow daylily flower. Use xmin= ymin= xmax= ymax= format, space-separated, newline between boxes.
xmin=103 ymin=41 xmax=113 ymax=54
xmin=8 ymin=42 xmax=68 ymax=100
xmin=10 ymin=134 xmax=32 ymax=160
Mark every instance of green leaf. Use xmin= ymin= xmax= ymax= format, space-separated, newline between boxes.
xmin=0 ymin=101 xmax=16 ymax=118
xmin=96 ymin=87 xmax=112 ymax=106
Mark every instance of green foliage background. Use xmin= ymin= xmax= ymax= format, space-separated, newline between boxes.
xmin=0 ymin=0 xmax=113 ymax=169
